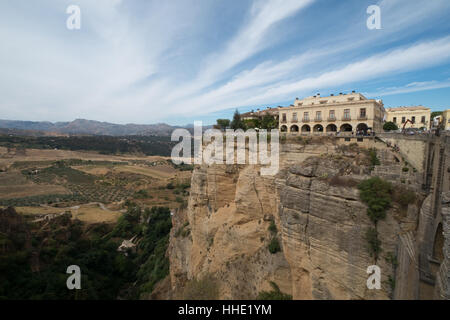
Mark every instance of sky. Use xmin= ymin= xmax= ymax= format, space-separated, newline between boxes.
xmin=1 ymin=0 xmax=450 ymax=126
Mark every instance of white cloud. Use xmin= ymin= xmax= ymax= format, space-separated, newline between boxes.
xmin=364 ymin=80 xmax=450 ymax=97
xmin=166 ymin=36 xmax=450 ymax=116
xmin=0 ymin=0 xmax=449 ymax=124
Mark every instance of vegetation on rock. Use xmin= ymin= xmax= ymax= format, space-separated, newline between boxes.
xmin=268 ymin=237 xmax=281 ymax=254
xmin=358 ymin=177 xmax=392 ymax=259
xmin=257 ymin=281 xmax=292 ymax=300
xmin=365 ymin=227 xmax=382 ymax=259
xmin=0 ymin=204 xmax=172 ymax=300
xmin=183 ymin=274 xmax=219 ymax=300
xmin=358 ymin=177 xmax=392 ymax=224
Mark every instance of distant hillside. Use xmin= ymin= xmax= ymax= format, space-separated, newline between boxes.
xmin=0 ymin=135 xmax=176 ymax=156
xmin=0 ymin=119 xmax=179 ymax=136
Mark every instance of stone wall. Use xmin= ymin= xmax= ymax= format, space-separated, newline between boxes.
xmin=377 ymin=133 xmax=429 ymax=173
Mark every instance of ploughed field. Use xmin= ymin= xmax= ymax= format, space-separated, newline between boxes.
xmin=0 ymin=147 xmax=192 ymax=223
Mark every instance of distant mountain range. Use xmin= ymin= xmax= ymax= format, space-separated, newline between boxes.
xmin=0 ymin=119 xmax=181 ymax=136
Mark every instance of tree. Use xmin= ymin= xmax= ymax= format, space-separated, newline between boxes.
xmin=383 ymin=121 xmax=398 ymax=131
xmin=431 ymin=111 xmax=443 ymax=120
xmin=243 ymin=118 xmax=260 ymax=129
xmin=215 ymin=119 xmax=230 ymax=131
xmin=230 ymin=109 xmax=245 ymax=130
xmin=261 ymin=114 xmax=278 ymax=130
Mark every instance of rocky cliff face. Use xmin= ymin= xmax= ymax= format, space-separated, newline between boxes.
xmin=168 ymin=139 xmax=423 ymax=299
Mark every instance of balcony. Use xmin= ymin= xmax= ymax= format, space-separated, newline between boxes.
xmin=291 ymin=118 xmax=298 ymax=123
xmin=314 ymin=118 xmax=322 ymax=122
xmin=281 ymin=119 xmax=287 ymax=123
xmin=342 ymin=116 xmax=351 ymax=121
xmin=302 ymin=118 xmax=310 ymax=123
xmin=358 ymin=115 xmax=367 ymax=120
xmin=327 ymin=117 xmax=336 ymax=122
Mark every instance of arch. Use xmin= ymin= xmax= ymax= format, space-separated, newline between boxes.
xmin=280 ymin=125 xmax=288 ymax=132
xmin=340 ymin=123 xmax=352 ymax=132
xmin=356 ymin=123 xmax=369 ymax=135
xmin=290 ymin=125 xmax=299 ymax=133
xmin=313 ymin=124 xmax=324 ymax=133
xmin=326 ymin=124 xmax=337 ymax=132
xmin=301 ymin=124 xmax=311 ymax=133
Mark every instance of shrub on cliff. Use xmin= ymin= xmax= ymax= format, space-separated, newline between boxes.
xmin=183 ymin=274 xmax=219 ymax=300
xmin=268 ymin=238 xmax=281 ymax=254
xmin=257 ymin=281 xmax=292 ymax=300
xmin=358 ymin=177 xmax=392 ymax=223
xmin=393 ymin=188 xmax=416 ymax=208
xmin=268 ymin=220 xmax=277 ymax=234
xmin=368 ymin=148 xmax=380 ymax=169
xmin=365 ymin=228 xmax=382 ymax=259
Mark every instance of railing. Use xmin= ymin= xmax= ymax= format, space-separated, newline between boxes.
xmin=314 ymin=118 xmax=322 ymax=122
xmin=327 ymin=117 xmax=336 ymax=121
xmin=342 ymin=116 xmax=351 ymax=121
xmin=291 ymin=119 xmax=298 ymax=123
xmin=281 ymin=119 xmax=287 ymax=123
xmin=358 ymin=115 xmax=367 ymax=120
xmin=303 ymin=118 xmax=310 ymax=123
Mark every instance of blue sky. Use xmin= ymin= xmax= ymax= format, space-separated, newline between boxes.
xmin=1 ymin=0 xmax=450 ymax=125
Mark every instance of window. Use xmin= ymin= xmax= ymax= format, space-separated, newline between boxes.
xmin=393 ymin=117 xmax=397 ymax=123
xmin=402 ymin=117 xmax=406 ymax=123
xmin=292 ymin=113 xmax=298 ymax=121
xmin=282 ymin=113 xmax=286 ymax=122
xmin=411 ymin=116 xmax=416 ymax=124
xmin=329 ymin=110 xmax=335 ymax=120
xmin=320 ymin=100 xmax=327 ymax=104
xmin=421 ymin=116 xmax=426 ymax=123
xmin=303 ymin=112 xmax=309 ymax=121
xmin=359 ymin=108 xmax=366 ymax=118
xmin=343 ymin=109 xmax=350 ymax=120
xmin=316 ymin=111 xmax=322 ymax=121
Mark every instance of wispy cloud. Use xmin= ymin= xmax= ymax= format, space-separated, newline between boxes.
xmin=171 ymin=36 xmax=450 ymax=115
xmin=365 ymin=79 xmax=450 ymax=97
xmin=0 ymin=0 xmax=449 ymax=124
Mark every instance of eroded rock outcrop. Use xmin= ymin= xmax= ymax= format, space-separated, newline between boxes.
xmin=168 ymin=140 xmax=423 ymax=299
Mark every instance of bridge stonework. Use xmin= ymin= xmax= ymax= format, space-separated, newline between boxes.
xmin=378 ymin=133 xmax=450 ymax=299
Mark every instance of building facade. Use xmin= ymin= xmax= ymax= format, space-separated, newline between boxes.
xmin=278 ymin=92 xmax=385 ymax=135
xmin=241 ymin=107 xmax=280 ymax=121
xmin=441 ymin=109 xmax=450 ymax=130
xmin=385 ymin=106 xmax=431 ymax=129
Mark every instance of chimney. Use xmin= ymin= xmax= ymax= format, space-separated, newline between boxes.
xmin=352 ymin=90 xmax=356 ymax=93
xmin=296 ymin=97 xmax=299 ymax=100
xmin=339 ymin=92 xmax=343 ymax=95
xmin=317 ymin=93 xmax=320 ymax=97
xmin=330 ymin=94 xmax=334 ymax=96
